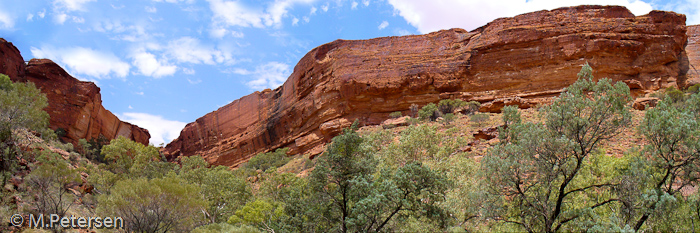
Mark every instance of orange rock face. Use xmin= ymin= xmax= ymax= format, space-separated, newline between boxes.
xmin=0 ymin=40 xmax=150 ymax=146
xmin=164 ymin=5 xmax=689 ymax=167
xmin=686 ymin=25 xmax=700 ymax=86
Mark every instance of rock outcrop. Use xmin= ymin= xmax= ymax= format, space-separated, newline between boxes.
xmin=686 ymin=25 xmax=700 ymax=87
xmin=0 ymin=40 xmax=150 ymax=146
xmin=164 ymin=5 xmax=689 ymax=167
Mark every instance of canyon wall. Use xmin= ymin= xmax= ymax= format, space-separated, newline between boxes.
xmin=687 ymin=25 xmax=700 ymax=86
xmin=0 ymin=39 xmax=150 ymax=146
xmin=164 ymin=5 xmax=690 ymax=167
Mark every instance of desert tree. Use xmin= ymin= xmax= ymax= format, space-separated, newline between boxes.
xmin=0 ymin=74 xmax=49 ymax=186
xmin=309 ymin=121 xmax=450 ymax=233
xmin=480 ymin=63 xmax=632 ymax=232
xmin=26 ymin=151 xmax=81 ymax=217
xmin=98 ymin=175 xmax=207 ymax=233
xmin=629 ymin=92 xmax=700 ymax=231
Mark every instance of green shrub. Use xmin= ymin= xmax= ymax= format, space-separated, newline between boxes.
xmin=442 ymin=113 xmax=456 ymax=125
xmin=465 ymin=101 xmax=481 ymax=115
xmin=418 ymin=103 xmax=440 ymax=121
xmin=665 ymin=86 xmax=685 ymax=103
xmin=389 ymin=111 xmax=402 ymax=118
xmin=243 ymin=148 xmax=290 ymax=172
xmin=687 ymin=84 xmax=700 ymax=94
xmin=438 ymin=99 xmax=466 ymax=114
xmin=470 ymin=113 xmax=490 ymax=127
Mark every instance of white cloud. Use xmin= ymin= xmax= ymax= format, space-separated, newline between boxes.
xmin=130 ymin=50 xmax=177 ymax=78
xmin=135 ymin=91 xmax=144 ymax=95
xmin=207 ymin=0 xmax=316 ymax=29
xmin=153 ymin=0 xmax=195 ymax=3
xmin=395 ymin=28 xmax=411 ymax=36
xmin=378 ymin=21 xmax=389 ymax=30
xmin=386 ymin=0 xmax=654 ymax=33
xmin=55 ymin=13 xmax=68 ymax=24
xmin=231 ymin=31 xmax=244 ymax=38
xmin=165 ymin=37 xmax=232 ymax=64
xmin=38 ymin=9 xmax=46 ymax=18
xmin=234 ymin=62 xmax=291 ymax=90
xmin=27 ymin=13 xmax=34 ymax=22
xmin=31 ymin=46 xmax=130 ymax=79
xmin=118 ymin=112 xmax=187 ymax=146
xmin=72 ymin=16 xmax=84 ymax=23
xmin=128 ymin=105 xmax=133 ymax=109
xmin=145 ymin=6 xmax=157 ymax=13
xmin=208 ymin=0 xmax=268 ymax=28
xmin=0 ymin=9 xmax=13 ymax=29
xmin=321 ymin=3 xmax=329 ymax=12
xmin=53 ymin=0 xmax=95 ymax=12
xmin=183 ymin=68 xmax=196 ymax=75
xmin=187 ymin=78 xmax=202 ymax=84
xmin=210 ymin=27 xmax=228 ymax=38
xmin=351 ymin=1 xmax=358 ymax=9
xmin=363 ymin=0 xmax=370 ymax=6
xmin=303 ymin=16 xmax=310 ymax=23
xmin=292 ymin=17 xmax=299 ymax=26
xmin=310 ymin=6 xmax=317 ymax=15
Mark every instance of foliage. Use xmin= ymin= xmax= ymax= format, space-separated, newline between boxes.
xmin=98 ymin=175 xmax=207 ymax=232
xmin=0 ymin=74 xmax=49 ymax=186
xmin=464 ymin=101 xmax=482 ymax=115
xmin=480 ymin=63 xmax=632 ymax=232
xmin=25 ymin=150 xmax=81 ymax=217
xmin=687 ymin=83 xmax=700 ymax=94
xmin=441 ymin=113 xmax=455 ymax=125
xmin=308 ymin=121 xmax=450 ymax=232
xmin=228 ymin=199 xmax=285 ymax=232
xmin=438 ymin=99 xmax=466 ymax=114
xmin=630 ymin=92 xmax=700 ymax=231
xmin=100 ymin=136 xmax=164 ymax=177
xmin=78 ymin=134 xmax=110 ymax=162
xmin=665 ymin=86 xmax=685 ymax=104
xmin=192 ymin=223 xmax=261 ymax=233
xmin=418 ymin=103 xmax=440 ymax=121
xmin=180 ymin=156 xmax=252 ymax=223
xmin=470 ymin=113 xmax=490 ymax=127
xmin=377 ymin=124 xmax=462 ymax=166
xmin=242 ymin=148 xmax=290 ymax=173
xmin=389 ymin=111 xmax=403 ymax=118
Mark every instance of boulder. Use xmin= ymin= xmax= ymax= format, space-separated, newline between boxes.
xmin=632 ymin=97 xmax=660 ymax=110
xmin=381 ymin=116 xmax=410 ymax=129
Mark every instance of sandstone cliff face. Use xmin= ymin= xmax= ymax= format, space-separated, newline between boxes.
xmin=164 ymin=5 xmax=689 ymax=167
xmin=0 ymin=40 xmax=150 ymax=146
xmin=686 ymin=25 xmax=700 ymax=86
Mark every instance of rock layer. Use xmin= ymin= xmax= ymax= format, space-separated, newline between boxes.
xmin=0 ymin=40 xmax=150 ymax=146
xmin=164 ymin=5 xmax=689 ymax=167
xmin=686 ymin=25 xmax=700 ymax=86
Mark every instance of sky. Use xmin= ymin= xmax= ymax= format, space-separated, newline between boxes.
xmin=0 ymin=0 xmax=698 ymax=146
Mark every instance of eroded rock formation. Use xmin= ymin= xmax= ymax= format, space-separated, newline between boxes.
xmin=164 ymin=5 xmax=689 ymax=167
xmin=686 ymin=25 xmax=700 ymax=86
xmin=0 ymin=39 xmax=150 ymax=146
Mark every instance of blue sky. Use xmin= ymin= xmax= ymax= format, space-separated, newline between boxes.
xmin=0 ymin=0 xmax=697 ymax=145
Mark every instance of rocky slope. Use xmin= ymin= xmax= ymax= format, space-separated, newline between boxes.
xmin=0 ymin=39 xmax=150 ymax=146
xmin=164 ymin=5 xmax=690 ymax=167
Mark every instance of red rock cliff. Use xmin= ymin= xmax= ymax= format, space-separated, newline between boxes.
xmin=686 ymin=24 xmax=700 ymax=86
xmin=164 ymin=5 xmax=689 ymax=167
xmin=0 ymin=39 xmax=150 ymax=146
